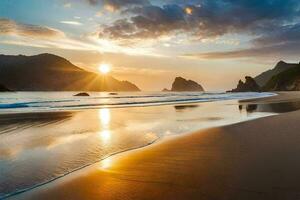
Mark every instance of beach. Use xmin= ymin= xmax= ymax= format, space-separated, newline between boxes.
xmin=1 ymin=91 xmax=275 ymax=198
xmin=2 ymin=0 xmax=299 ymax=199
xmin=8 ymin=92 xmax=300 ymax=200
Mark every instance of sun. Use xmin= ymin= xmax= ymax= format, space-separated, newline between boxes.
xmin=98 ymin=63 xmax=111 ymax=74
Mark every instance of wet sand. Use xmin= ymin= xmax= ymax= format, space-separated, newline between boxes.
xmin=241 ymin=91 xmax=300 ymax=103
xmin=10 ymin=92 xmax=300 ymax=200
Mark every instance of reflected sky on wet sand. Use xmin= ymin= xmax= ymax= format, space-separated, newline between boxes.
xmin=0 ymin=100 xmax=280 ymax=197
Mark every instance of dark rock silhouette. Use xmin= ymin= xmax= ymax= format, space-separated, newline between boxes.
xmin=162 ymin=88 xmax=170 ymax=92
xmin=109 ymin=92 xmax=118 ymax=95
xmin=0 ymin=84 xmax=11 ymax=92
xmin=254 ymin=61 xmax=298 ymax=86
xmin=263 ymin=62 xmax=300 ymax=91
xmin=0 ymin=54 xmax=140 ymax=92
xmin=171 ymin=77 xmax=204 ymax=92
xmin=229 ymin=76 xmax=261 ymax=92
xmin=234 ymin=60 xmax=300 ymax=92
xmin=74 ymin=92 xmax=90 ymax=96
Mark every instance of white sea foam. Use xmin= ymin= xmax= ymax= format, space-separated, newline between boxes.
xmin=0 ymin=91 xmax=274 ymax=113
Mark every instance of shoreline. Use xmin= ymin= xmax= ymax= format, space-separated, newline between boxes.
xmin=1 ymin=137 xmax=163 ymax=200
xmin=9 ymin=92 xmax=300 ymax=200
xmin=0 ymin=91 xmax=275 ymax=115
xmin=240 ymin=91 xmax=300 ymax=103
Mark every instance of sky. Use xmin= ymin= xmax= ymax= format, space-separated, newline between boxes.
xmin=0 ymin=0 xmax=300 ymax=91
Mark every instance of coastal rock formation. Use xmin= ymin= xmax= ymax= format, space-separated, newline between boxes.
xmin=229 ymin=76 xmax=261 ymax=92
xmin=74 ymin=92 xmax=90 ymax=96
xmin=0 ymin=84 xmax=11 ymax=92
xmin=263 ymin=62 xmax=300 ymax=91
xmin=235 ymin=60 xmax=300 ymax=92
xmin=254 ymin=61 xmax=298 ymax=86
xmin=162 ymin=88 xmax=170 ymax=92
xmin=0 ymin=54 xmax=140 ymax=92
xmin=171 ymin=77 xmax=204 ymax=92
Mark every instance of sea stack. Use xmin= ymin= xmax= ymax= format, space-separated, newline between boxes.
xmin=229 ymin=76 xmax=261 ymax=92
xmin=171 ymin=77 xmax=204 ymax=92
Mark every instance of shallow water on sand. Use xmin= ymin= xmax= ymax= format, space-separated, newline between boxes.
xmin=0 ymin=92 xmax=281 ymax=198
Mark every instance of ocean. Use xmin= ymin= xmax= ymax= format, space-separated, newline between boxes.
xmin=0 ymin=91 xmax=275 ymax=198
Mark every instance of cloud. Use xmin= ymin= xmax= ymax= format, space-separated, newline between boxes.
xmin=0 ymin=18 xmax=157 ymax=56
xmin=253 ymin=23 xmax=300 ymax=46
xmin=183 ymin=42 xmax=300 ymax=59
xmin=60 ymin=21 xmax=83 ymax=26
xmin=105 ymin=0 xmax=149 ymax=9
xmin=0 ymin=18 xmax=96 ymax=51
xmin=97 ymin=0 xmax=300 ymax=43
xmin=95 ymin=0 xmax=300 ymax=59
xmin=183 ymin=21 xmax=300 ymax=60
xmin=0 ymin=18 xmax=162 ymax=56
xmin=99 ymin=4 xmax=188 ymax=41
xmin=0 ymin=18 xmax=64 ymax=38
xmin=64 ymin=3 xmax=72 ymax=8
xmin=85 ymin=0 xmax=149 ymax=9
xmin=85 ymin=0 xmax=98 ymax=5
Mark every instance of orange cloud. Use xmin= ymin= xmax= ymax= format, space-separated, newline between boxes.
xmin=0 ymin=18 xmax=64 ymax=38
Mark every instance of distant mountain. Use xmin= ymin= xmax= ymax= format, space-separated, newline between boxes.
xmin=254 ymin=61 xmax=298 ymax=86
xmin=229 ymin=76 xmax=261 ymax=92
xmin=263 ymin=62 xmax=300 ymax=91
xmin=170 ymin=77 xmax=204 ymax=92
xmin=0 ymin=54 xmax=140 ymax=91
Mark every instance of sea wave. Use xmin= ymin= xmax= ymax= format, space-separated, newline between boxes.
xmin=0 ymin=91 xmax=275 ymax=113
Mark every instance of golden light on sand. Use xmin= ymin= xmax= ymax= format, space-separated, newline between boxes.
xmin=100 ymin=158 xmax=112 ymax=170
xmin=98 ymin=63 xmax=111 ymax=74
xmin=99 ymin=130 xmax=111 ymax=143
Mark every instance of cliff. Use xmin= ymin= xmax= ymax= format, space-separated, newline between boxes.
xmin=263 ymin=63 xmax=300 ymax=91
xmin=254 ymin=61 xmax=298 ymax=86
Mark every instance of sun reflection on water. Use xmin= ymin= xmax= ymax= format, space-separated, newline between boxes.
xmin=99 ymin=108 xmax=110 ymax=127
xmin=100 ymin=157 xmax=112 ymax=170
xmin=99 ymin=130 xmax=111 ymax=143
xmin=98 ymin=108 xmax=112 ymax=144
